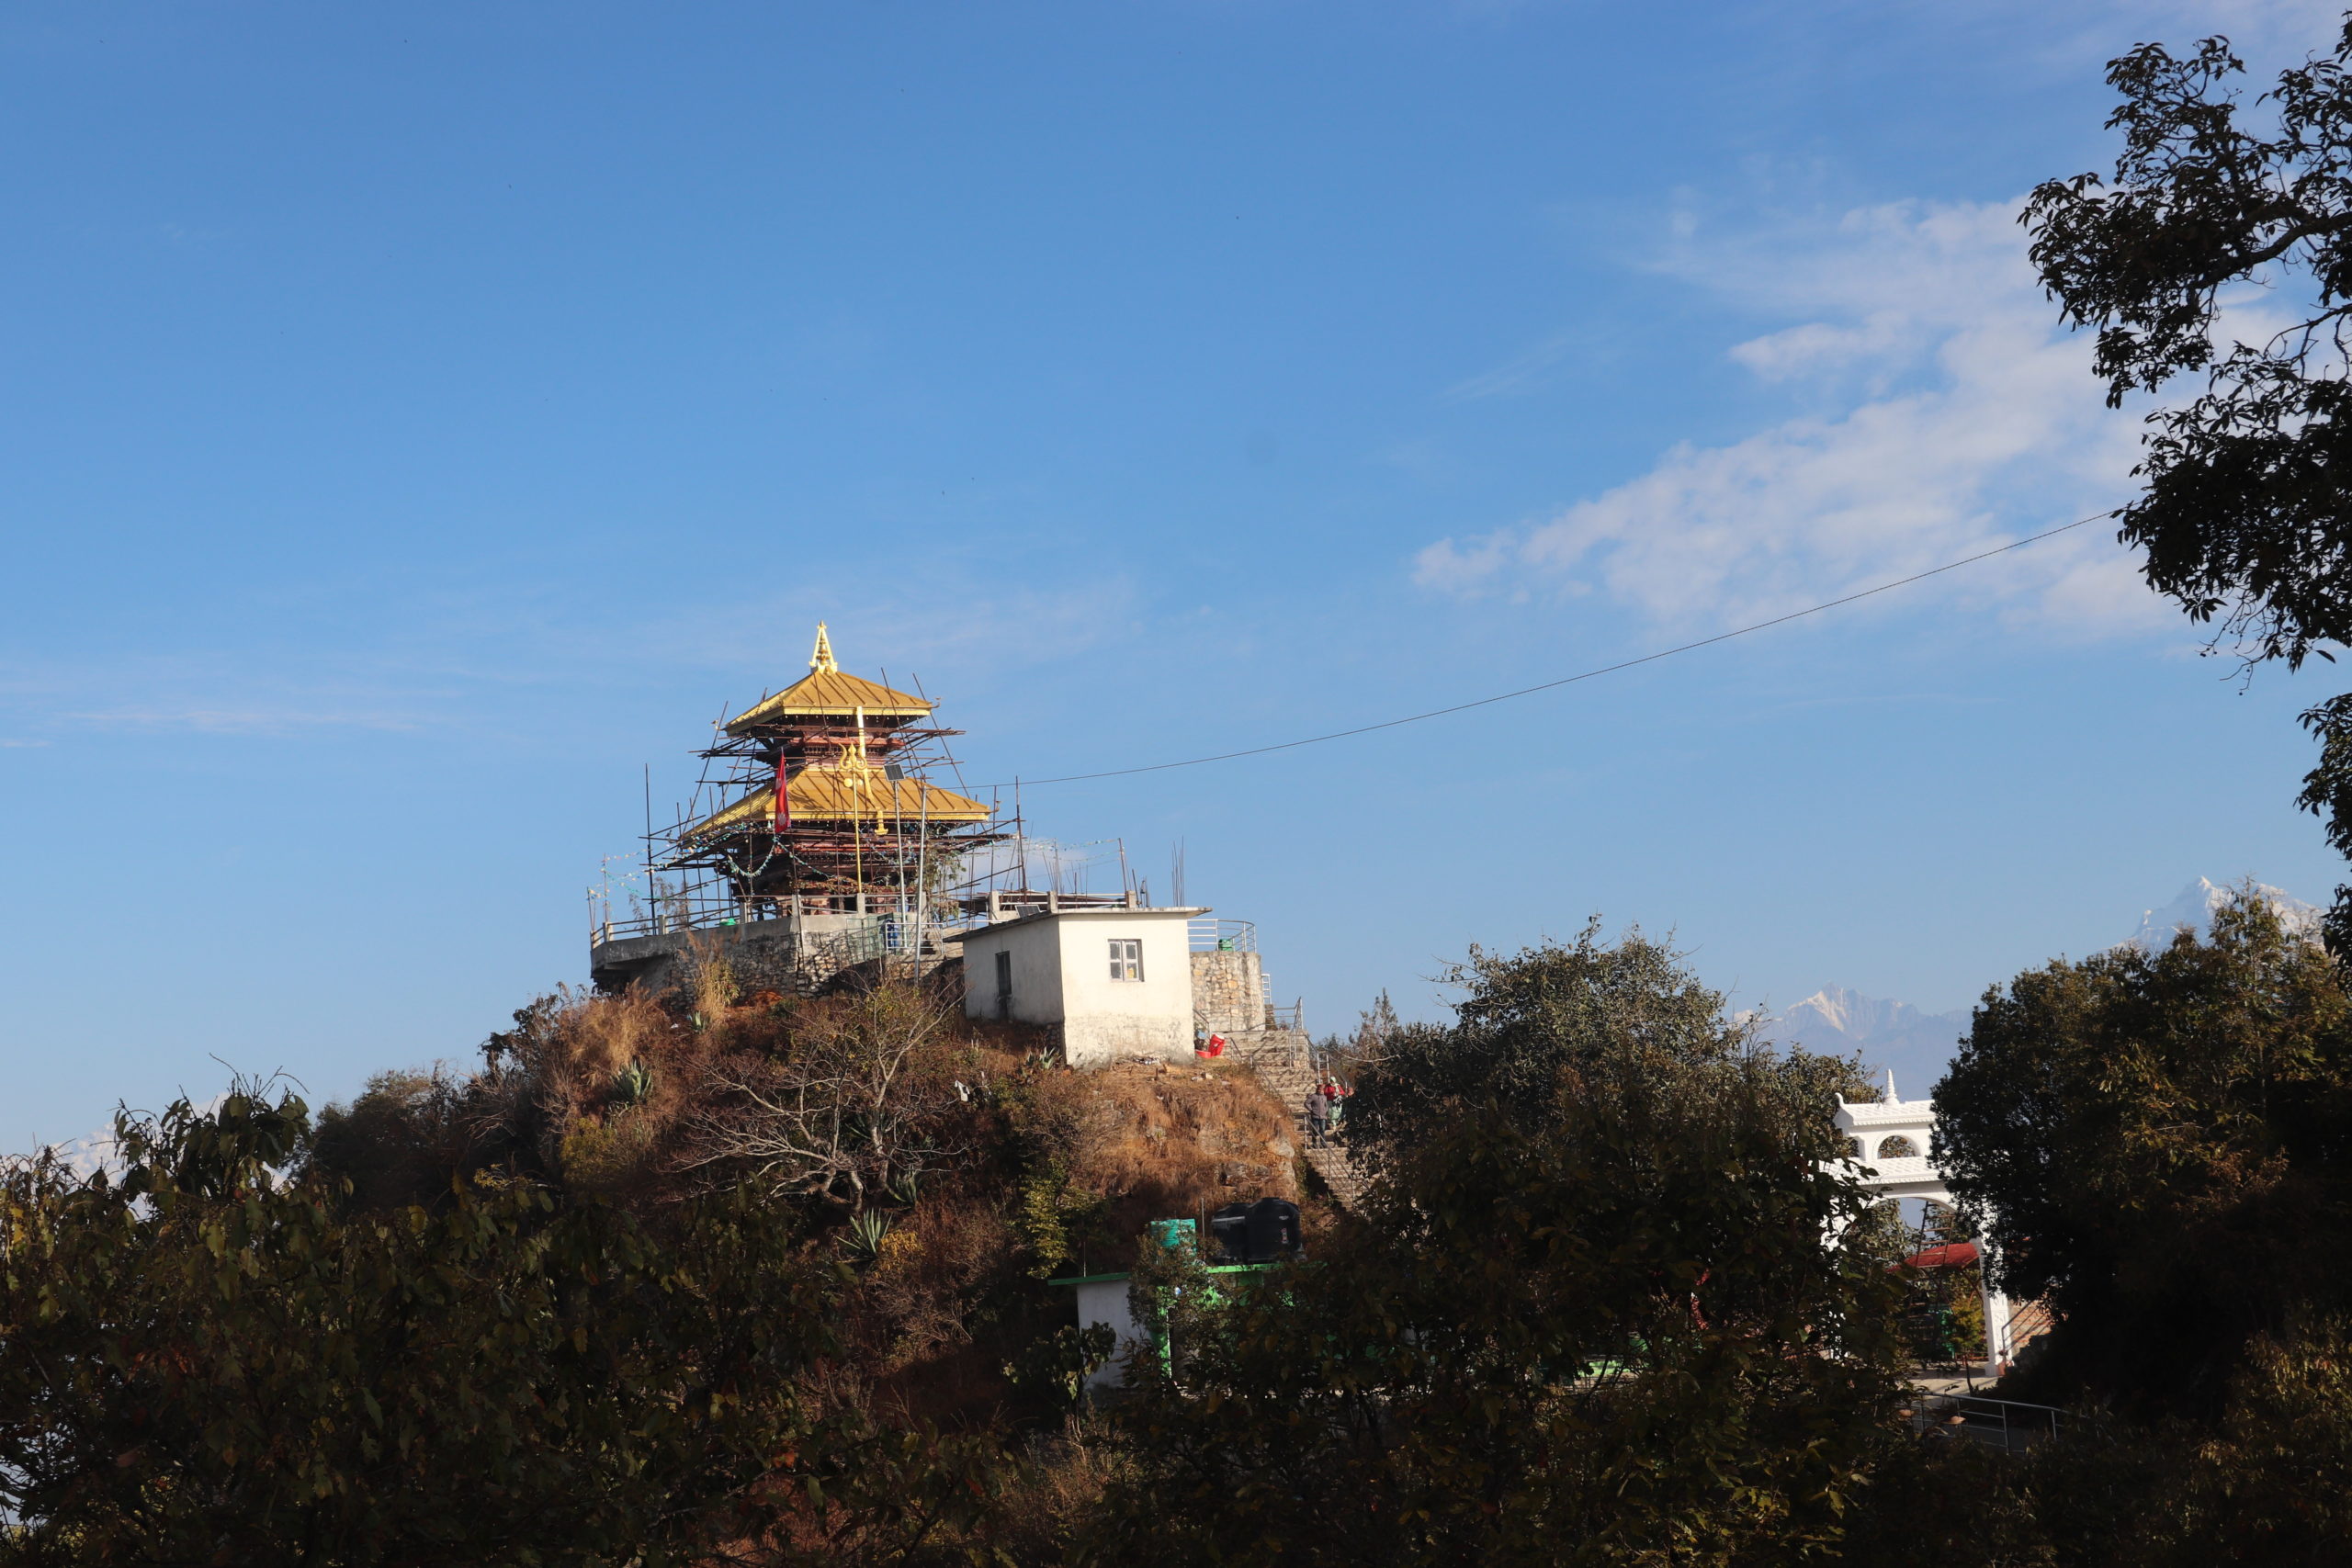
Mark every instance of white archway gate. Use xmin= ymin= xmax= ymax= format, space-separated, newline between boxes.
xmin=1832 ymin=1072 xmax=2020 ymax=1371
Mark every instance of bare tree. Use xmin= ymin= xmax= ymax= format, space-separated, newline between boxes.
xmin=685 ymin=983 xmax=967 ymax=1210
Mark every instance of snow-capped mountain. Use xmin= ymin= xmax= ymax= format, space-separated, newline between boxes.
xmin=43 ymin=1123 xmax=119 ymax=1179
xmin=2122 ymin=877 xmax=2320 ymax=951
xmin=1777 ymin=986 xmax=1962 ymax=1051
xmin=1768 ymin=985 xmax=1970 ymax=1096
xmin=0 ymin=1122 xmax=119 ymax=1179
xmin=1771 ymin=877 xmax=2323 ymax=1103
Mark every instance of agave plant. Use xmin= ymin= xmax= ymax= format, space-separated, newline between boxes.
xmin=845 ymin=1210 xmax=895 ymax=1260
xmin=611 ymin=1059 xmax=654 ymax=1109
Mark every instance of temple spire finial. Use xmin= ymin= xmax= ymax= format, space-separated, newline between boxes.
xmin=809 ymin=621 xmax=839 ymax=675
xmin=1883 ymin=1069 xmax=1899 ymax=1104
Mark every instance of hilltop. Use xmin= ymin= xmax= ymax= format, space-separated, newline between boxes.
xmin=309 ymin=964 xmax=1319 ymax=1428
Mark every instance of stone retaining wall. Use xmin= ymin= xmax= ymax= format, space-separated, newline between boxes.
xmin=1191 ymin=949 xmax=1266 ymax=1036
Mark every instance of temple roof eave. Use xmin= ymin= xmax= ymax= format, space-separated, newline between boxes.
xmin=682 ymin=775 xmax=993 ymax=840
xmin=723 ymin=670 xmax=933 ymax=733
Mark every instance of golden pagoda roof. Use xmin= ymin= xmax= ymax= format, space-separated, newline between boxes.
xmin=684 ymin=767 xmax=991 ymax=837
xmin=722 ymin=622 xmax=933 ymax=732
xmin=725 ymin=671 xmax=932 ymax=730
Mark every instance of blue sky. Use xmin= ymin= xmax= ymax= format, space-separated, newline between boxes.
xmin=4 ymin=0 xmax=2346 ymax=1152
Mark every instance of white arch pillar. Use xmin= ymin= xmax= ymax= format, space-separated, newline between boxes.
xmin=1831 ymin=1072 xmax=2016 ymax=1373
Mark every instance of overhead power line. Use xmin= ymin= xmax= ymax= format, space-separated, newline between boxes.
xmin=987 ymin=512 xmax=2116 ymax=791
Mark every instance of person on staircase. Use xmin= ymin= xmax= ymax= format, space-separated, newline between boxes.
xmin=1305 ymin=1087 xmax=1332 ymax=1148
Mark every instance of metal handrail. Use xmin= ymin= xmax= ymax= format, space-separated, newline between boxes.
xmin=594 ymin=898 xmax=976 ymax=951
xmin=1189 ymin=919 xmax=1257 ymax=953
xmin=1903 ymin=1393 xmax=2067 ymax=1454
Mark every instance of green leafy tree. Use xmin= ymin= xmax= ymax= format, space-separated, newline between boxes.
xmin=1088 ymin=940 xmax=1903 ymax=1567
xmin=1091 ymin=1061 xmax=1906 ymax=1567
xmin=1933 ymin=894 xmax=2352 ymax=1416
xmin=0 ymin=1083 xmax=993 ymax=1565
xmin=2024 ymin=17 xmax=2352 ymax=952
xmin=1345 ymin=920 xmax=1814 ymax=1152
xmin=1838 ymin=1314 xmax=2352 ymax=1566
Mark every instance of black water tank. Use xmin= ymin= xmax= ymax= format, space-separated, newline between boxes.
xmin=1208 ymin=1202 xmax=1251 ymax=1261
xmin=1209 ymin=1197 xmax=1300 ymax=1264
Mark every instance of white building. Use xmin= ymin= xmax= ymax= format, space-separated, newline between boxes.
xmin=947 ymin=896 xmax=1206 ymax=1066
xmin=1062 ymin=1272 xmax=1143 ymax=1391
xmin=1835 ymin=1073 xmax=1950 ymax=1205
xmin=1833 ymin=1072 xmax=2024 ymax=1371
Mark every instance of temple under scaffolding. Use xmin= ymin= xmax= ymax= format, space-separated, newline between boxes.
xmin=586 ymin=624 xmax=1305 ymax=1039
xmin=673 ymin=623 xmax=1002 ymax=916
xmin=591 ymin=624 xmax=1015 ymax=994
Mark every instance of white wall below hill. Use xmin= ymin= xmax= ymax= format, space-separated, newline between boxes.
xmin=1070 ymin=1278 xmax=1140 ymax=1392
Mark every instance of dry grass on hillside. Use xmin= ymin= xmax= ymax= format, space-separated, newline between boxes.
xmin=1070 ymin=1061 xmax=1298 ymax=1229
xmin=311 ymin=973 xmax=1315 ymax=1430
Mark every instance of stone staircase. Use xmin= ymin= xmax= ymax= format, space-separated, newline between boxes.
xmin=1303 ymin=1138 xmax=1370 ymax=1209
xmin=1226 ymin=1028 xmax=1371 ymax=1209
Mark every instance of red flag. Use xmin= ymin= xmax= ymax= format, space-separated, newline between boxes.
xmin=772 ymin=755 xmax=791 ymax=831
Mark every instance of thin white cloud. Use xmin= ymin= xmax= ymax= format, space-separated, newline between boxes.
xmin=0 ymin=564 xmax=1144 ymax=756
xmin=662 ymin=574 xmax=1137 ymax=694
xmin=0 ymin=645 xmax=458 ymax=739
xmin=1418 ymin=198 xmax=2173 ymax=637
xmin=1444 ymin=333 xmax=1584 ymax=401
xmin=2071 ymin=0 xmax=2345 ymax=60
xmin=62 ymin=707 xmax=427 ymax=735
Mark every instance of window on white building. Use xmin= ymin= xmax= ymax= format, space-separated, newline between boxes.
xmin=1108 ymin=938 xmax=1143 ymax=982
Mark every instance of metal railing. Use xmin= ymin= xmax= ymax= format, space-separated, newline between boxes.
xmin=1189 ymin=919 xmax=1257 ymax=953
xmin=599 ymin=906 xmax=799 ymax=945
xmin=593 ymin=882 xmax=975 ymax=950
xmin=795 ymin=918 xmax=943 ymax=968
xmin=1902 ymin=1393 xmax=2066 ymax=1454
xmin=594 ymin=909 xmax=975 ymax=954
